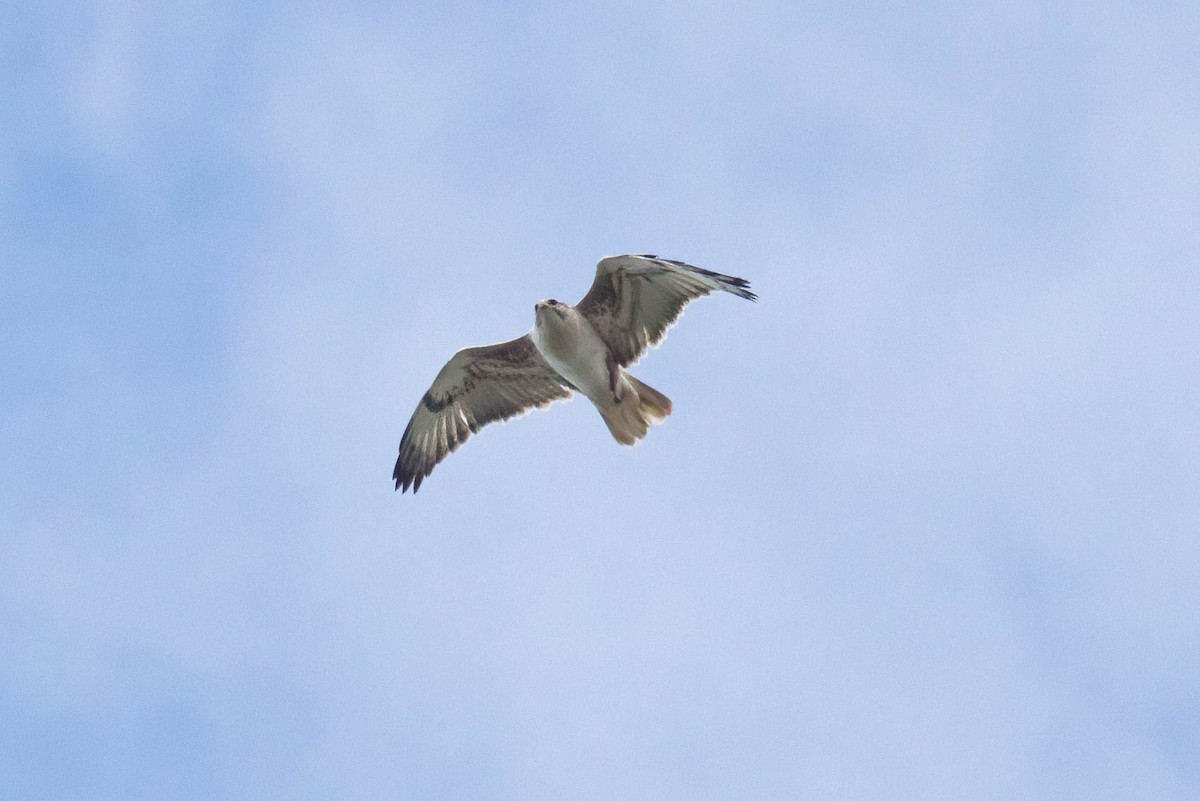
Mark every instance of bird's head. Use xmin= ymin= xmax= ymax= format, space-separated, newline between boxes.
xmin=534 ymin=298 xmax=569 ymax=323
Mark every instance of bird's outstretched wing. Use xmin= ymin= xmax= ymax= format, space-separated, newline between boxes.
xmin=574 ymin=254 xmax=756 ymax=368
xmin=393 ymin=335 xmax=572 ymax=493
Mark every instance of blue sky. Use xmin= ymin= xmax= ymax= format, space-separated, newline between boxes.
xmin=3 ymin=1 xmax=1199 ymax=798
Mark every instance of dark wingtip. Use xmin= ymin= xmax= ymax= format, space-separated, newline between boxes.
xmin=641 ymin=254 xmax=756 ymax=302
xmin=718 ymin=275 xmax=756 ymax=302
xmin=393 ymin=457 xmax=415 ymax=493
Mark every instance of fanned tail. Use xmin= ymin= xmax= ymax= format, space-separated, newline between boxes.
xmin=628 ymin=374 xmax=672 ymax=421
xmin=598 ymin=375 xmax=673 ymax=445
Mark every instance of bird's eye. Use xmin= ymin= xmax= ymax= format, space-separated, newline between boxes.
xmin=548 ymin=300 xmax=558 ymax=306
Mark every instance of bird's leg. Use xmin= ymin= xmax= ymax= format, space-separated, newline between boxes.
xmin=606 ymin=354 xmax=623 ymax=404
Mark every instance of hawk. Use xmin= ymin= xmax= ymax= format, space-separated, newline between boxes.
xmin=393 ymin=254 xmax=756 ymax=492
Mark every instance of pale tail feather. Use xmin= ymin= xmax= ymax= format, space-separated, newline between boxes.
xmin=598 ymin=375 xmax=673 ymax=445
xmin=627 ymin=374 xmax=672 ymax=421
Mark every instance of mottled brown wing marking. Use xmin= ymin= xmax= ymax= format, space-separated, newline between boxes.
xmin=394 ymin=334 xmax=572 ymax=493
xmin=575 ymin=255 xmax=756 ymax=369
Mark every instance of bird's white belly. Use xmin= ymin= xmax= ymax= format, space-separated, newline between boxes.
xmin=531 ymin=317 xmax=612 ymax=402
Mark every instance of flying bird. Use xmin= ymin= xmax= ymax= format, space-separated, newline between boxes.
xmin=393 ymin=254 xmax=756 ymax=492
